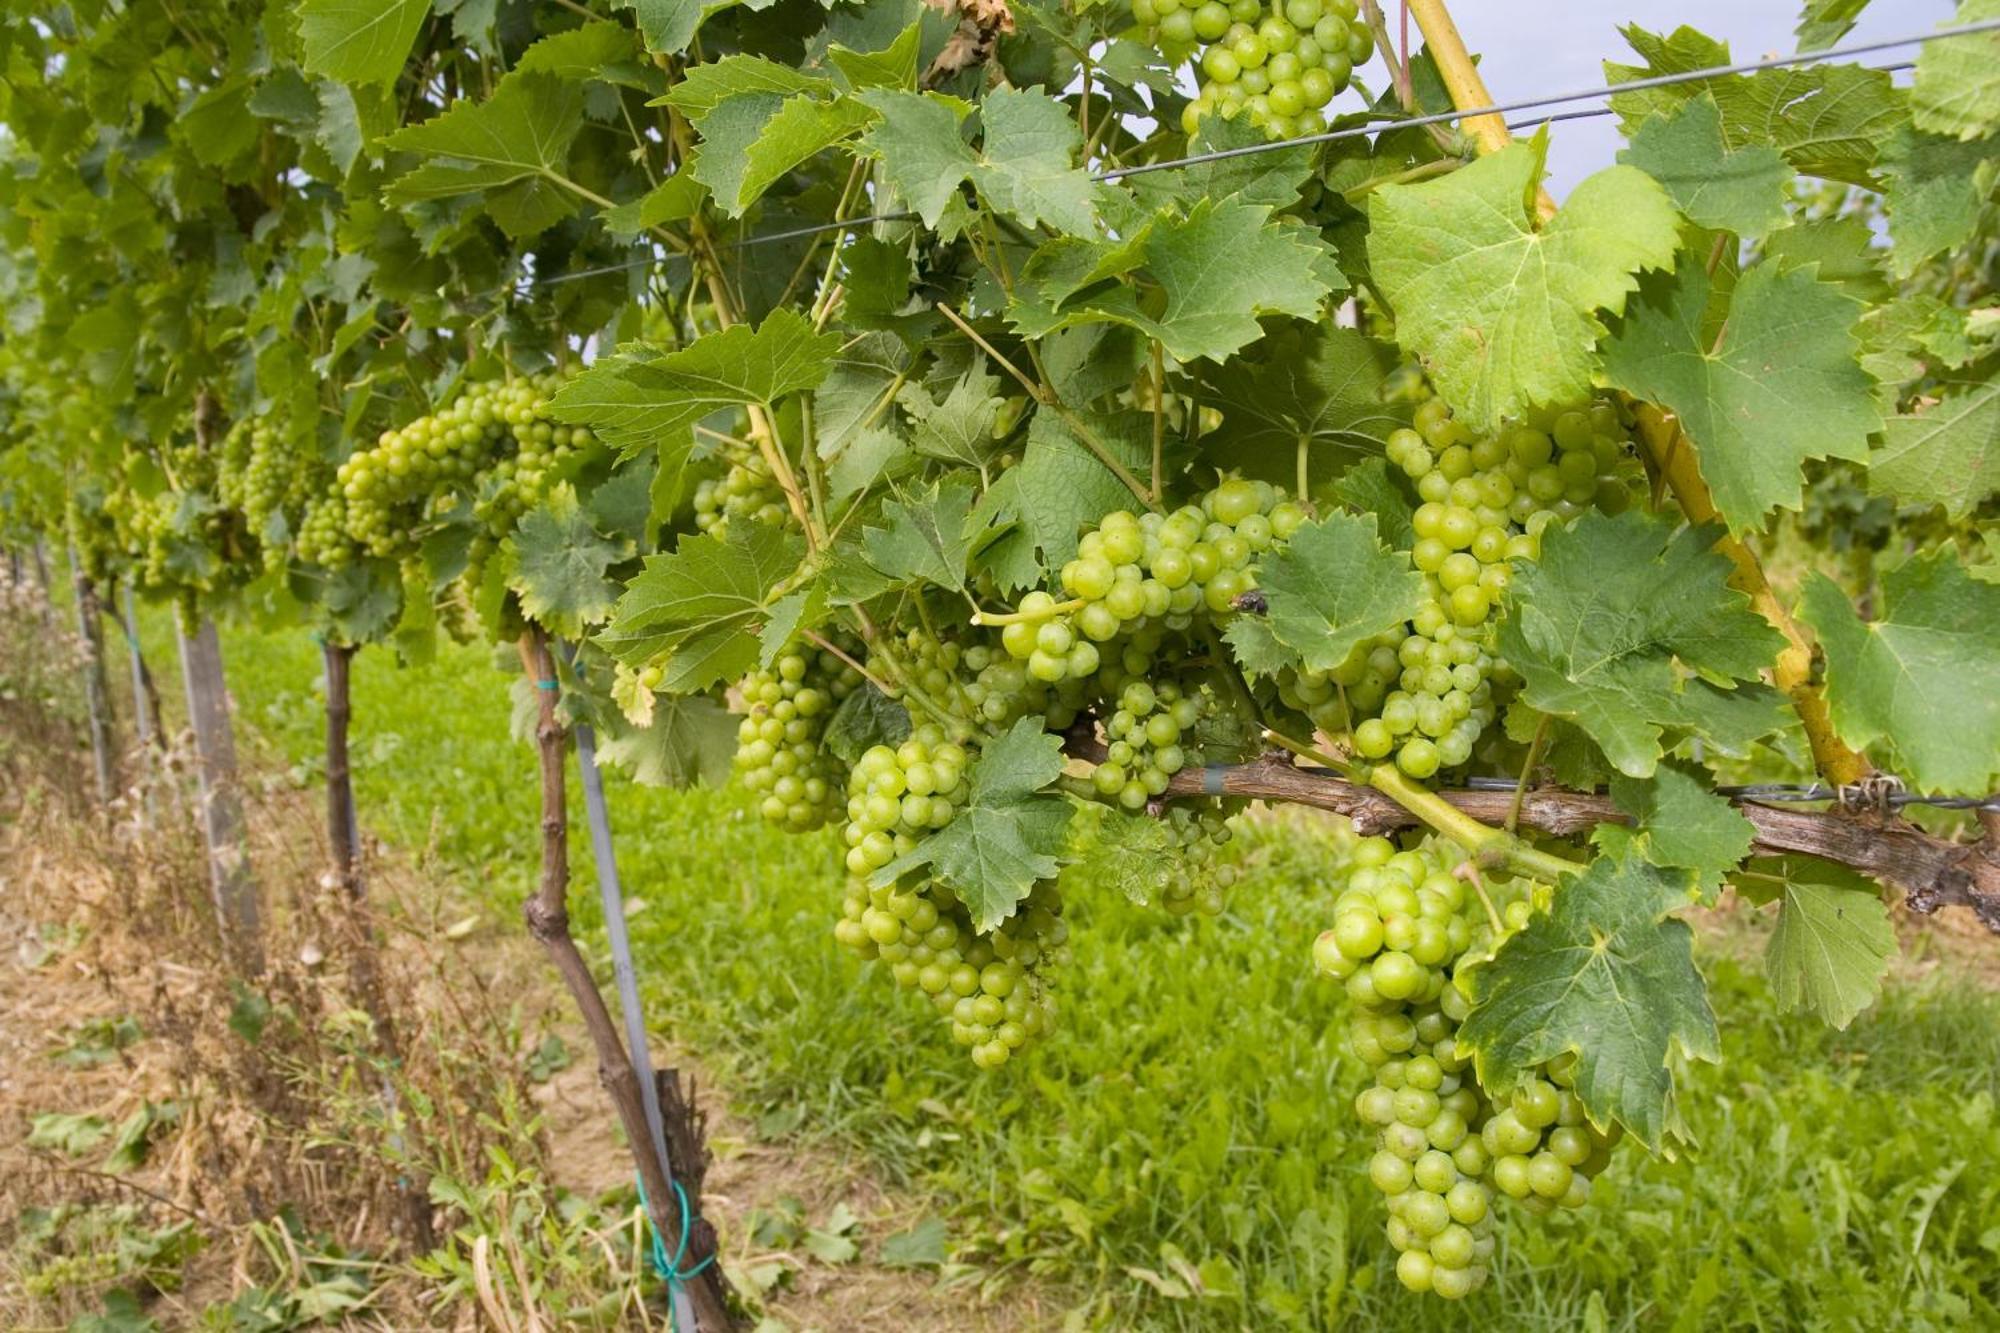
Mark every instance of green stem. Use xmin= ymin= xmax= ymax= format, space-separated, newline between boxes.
xmin=1508 ymin=713 xmax=1550 ymax=834
xmin=971 ymin=597 xmax=1084 ymax=627
xmin=1368 ymin=764 xmax=1584 ymax=882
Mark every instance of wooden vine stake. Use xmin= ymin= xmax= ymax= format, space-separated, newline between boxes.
xmin=321 ymin=639 xmax=435 ymax=1247
xmin=67 ymin=544 xmax=117 ymax=806
xmin=176 ymin=615 xmax=264 ymax=976
xmin=120 ymin=584 xmax=162 ymax=825
xmin=518 ymin=631 xmax=735 ymax=1331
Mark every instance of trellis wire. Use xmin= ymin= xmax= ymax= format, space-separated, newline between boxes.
xmin=1457 ymin=775 xmax=2000 ymax=812
xmin=519 ymin=16 xmax=1988 ymax=286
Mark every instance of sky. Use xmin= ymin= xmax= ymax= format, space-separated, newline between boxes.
xmin=1442 ymin=1 xmax=1953 ymax=192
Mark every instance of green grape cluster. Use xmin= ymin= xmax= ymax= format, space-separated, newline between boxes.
xmin=1157 ymin=803 xmax=1240 ymax=916
xmin=836 ymin=877 xmax=1067 ymax=1069
xmin=693 ymin=449 xmax=786 ymax=540
xmin=731 ymin=643 xmax=863 ymax=831
xmin=839 ymin=725 xmax=974 ymax=880
xmin=961 ymin=638 xmax=1090 ymax=731
xmin=1297 ymin=390 xmax=1637 ymax=780
xmin=1089 ymin=674 xmax=1209 ymax=811
xmin=219 ymin=418 xmax=325 ymax=571
xmin=1134 ymin=0 xmax=1376 ymax=140
xmin=992 ymin=478 xmax=1305 ymax=685
xmin=322 ymin=373 xmax=587 ymax=567
xmin=1311 ymin=835 xmax=1621 ymax=1297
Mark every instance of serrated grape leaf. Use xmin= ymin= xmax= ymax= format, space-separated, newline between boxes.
xmin=1608 ymin=26 xmax=1905 ymax=186
xmin=1868 ymin=360 xmax=2000 ymax=518
xmin=666 ymin=55 xmax=828 ymax=117
xmin=690 ymin=92 xmax=875 ymax=215
xmin=1221 ymin=615 xmax=1291 ymax=680
xmin=828 ymin=24 xmax=921 ymax=91
xmin=1608 ymin=760 xmax=1755 ymax=898
xmin=602 ymin=524 xmax=802 ymax=691
xmin=758 ymin=584 xmax=827 ymax=668
xmin=618 ymin=0 xmax=741 ymax=56
xmin=1797 ymin=554 xmax=2000 ymax=794
xmin=899 ymin=363 xmax=1003 ymax=467
xmin=1797 ymin=0 xmax=1868 ymax=51
xmin=298 ymin=0 xmax=429 ymax=86
xmin=605 ymin=173 xmax=705 ymax=237
xmin=593 ymin=695 xmax=736 ymax=788
xmin=815 ymin=331 xmax=913 ymax=456
xmin=1458 ymin=850 xmax=1717 ymax=1151
xmin=972 ymin=86 xmax=1098 ymax=236
xmin=1757 ymin=858 xmax=1895 ymax=1030
xmin=1191 ymin=325 xmax=1406 ymax=488
xmin=323 ymin=561 xmax=403 ymax=644
xmin=1880 ymin=129 xmax=2000 ymax=277
xmin=384 ymin=73 xmax=586 ymax=237
xmin=837 ymin=236 xmax=916 ymax=330
xmin=1912 ymin=0 xmax=2000 ymax=140
xmin=972 ymin=409 xmax=1149 ymax=593
xmin=1498 ymin=510 xmax=1786 ymax=779
xmin=872 ymin=719 xmax=1072 ymax=931
xmin=823 ymin=681 xmax=912 ymax=764
xmin=1256 ymin=512 xmax=1426 ymax=675
xmin=1367 ymin=137 xmax=1680 ymax=428
xmin=1603 ymin=256 xmax=1878 ymax=534
xmin=854 ymin=90 xmax=977 ymax=228
xmin=1076 ymin=808 xmax=1179 ymax=906
xmin=551 ymin=311 xmax=840 ymax=462
xmin=1008 ymin=198 xmax=1337 ymax=364
xmin=1330 ymin=458 xmax=1417 ymax=550
xmin=508 ymin=484 xmax=631 ymax=640
xmin=1618 ymin=95 xmax=1793 ymax=238
xmin=862 ymin=475 xmax=978 ymax=592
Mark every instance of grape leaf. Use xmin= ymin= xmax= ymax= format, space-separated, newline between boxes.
xmin=1458 ymin=850 xmax=1717 ymax=1152
xmin=1759 ymin=858 xmax=1895 ymax=1030
xmin=827 ymin=25 xmax=922 ymax=92
xmin=601 ymin=524 xmax=802 ymax=692
xmin=617 ymin=0 xmax=740 ymax=56
xmin=1618 ymin=95 xmax=1792 ymax=238
xmin=972 ymin=408 xmax=1149 ymax=593
xmin=1602 ymin=256 xmax=1879 ymax=533
xmin=899 ymin=363 xmax=1004 ymax=467
xmin=298 ymin=0 xmax=429 ymax=87
xmin=1330 ymin=458 xmax=1416 ymax=551
xmin=872 ymin=718 xmax=1073 ymax=932
xmin=814 ymin=331 xmax=913 ymax=456
xmin=1797 ymin=553 xmax=2000 ymax=794
xmin=1008 ymin=198 xmax=1338 ymax=364
xmin=823 ymin=682 xmax=912 ymax=765
xmin=1608 ymin=760 xmax=1756 ymax=898
xmin=508 ymin=483 xmax=631 ymax=640
xmin=1868 ymin=360 xmax=2000 ymax=518
xmin=666 ymin=55 xmax=829 ymax=117
xmin=853 ymin=90 xmax=977 ymax=228
xmin=550 ymin=311 xmax=840 ymax=462
xmin=1880 ymin=129 xmax=2000 ymax=277
xmin=1254 ymin=512 xmax=1426 ymax=675
xmin=1608 ymin=26 xmax=1905 ymax=186
xmin=593 ymin=695 xmax=736 ymax=788
xmin=1797 ymin=0 xmax=1869 ymax=51
xmin=1367 ymin=136 xmax=1680 ymax=428
xmin=862 ymin=475 xmax=978 ymax=592
xmin=1497 ymin=510 xmax=1787 ymax=779
xmin=1191 ymin=325 xmax=1406 ymax=488
xmin=690 ymin=92 xmax=875 ymax=215
xmin=384 ymin=73 xmax=586 ymax=237
xmin=1074 ymin=807 xmax=1179 ymax=906
xmin=1911 ymin=0 xmax=2000 ymax=140
xmin=972 ymin=87 xmax=1098 ymax=236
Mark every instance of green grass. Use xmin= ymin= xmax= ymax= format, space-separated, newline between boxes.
xmin=184 ymin=622 xmax=2000 ymax=1330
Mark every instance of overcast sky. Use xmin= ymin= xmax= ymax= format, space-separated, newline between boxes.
xmin=1443 ymin=1 xmax=1953 ymax=193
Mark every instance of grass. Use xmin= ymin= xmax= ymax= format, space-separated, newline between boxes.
xmin=167 ymin=620 xmax=2000 ymax=1330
